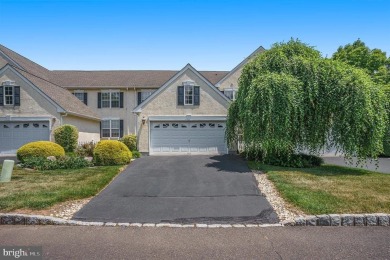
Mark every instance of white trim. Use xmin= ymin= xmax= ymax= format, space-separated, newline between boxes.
xmin=3 ymin=85 xmax=14 ymax=105
xmin=148 ymin=115 xmax=227 ymax=121
xmin=132 ymin=64 xmax=231 ymax=113
xmin=0 ymin=116 xmax=52 ymax=122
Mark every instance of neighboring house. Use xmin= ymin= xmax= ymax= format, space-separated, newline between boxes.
xmin=0 ymin=44 xmax=264 ymax=155
xmin=0 ymin=46 xmax=100 ymax=154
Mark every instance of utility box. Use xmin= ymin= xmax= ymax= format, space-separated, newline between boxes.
xmin=0 ymin=160 xmax=15 ymax=182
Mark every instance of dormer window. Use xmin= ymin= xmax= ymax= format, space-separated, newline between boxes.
xmin=0 ymin=81 xmax=20 ymax=106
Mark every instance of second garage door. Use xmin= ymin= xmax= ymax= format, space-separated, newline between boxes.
xmin=150 ymin=121 xmax=228 ymax=155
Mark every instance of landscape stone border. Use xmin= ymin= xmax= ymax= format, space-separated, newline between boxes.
xmin=286 ymin=213 xmax=390 ymax=226
xmin=1 ymin=213 xmax=389 ymax=227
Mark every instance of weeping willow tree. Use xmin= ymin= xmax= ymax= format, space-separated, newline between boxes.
xmin=226 ymin=40 xmax=388 ymax=163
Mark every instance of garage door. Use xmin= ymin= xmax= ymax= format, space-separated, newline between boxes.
xmin=0 ymin=121 xmax=50 ymax=153
xmin=150 ymin=121 xmax=228 ymax=154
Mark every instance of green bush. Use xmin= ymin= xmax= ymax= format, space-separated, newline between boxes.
xmin=120 ymin=134 xmax=137 ymax=151
xmin=93 ymin=140 xmax=132 ymax=166
xmin=54 ymin=124 xmax=79 ymax=152
xmin=17 ymin=141 xmax=65 ymax=162
xmin=241 ymin=150 xmax=323 ymax=168
xmin=75 ymin=141 xmax=96 ymax=157
xmin=132 ymin=150 xmax=141 ymax=158
xmin=21 ymin=156 xmax=92 ymax=170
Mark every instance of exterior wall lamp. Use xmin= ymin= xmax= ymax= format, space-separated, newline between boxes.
xmin=142 ymin=116 xmax=147 ymax=125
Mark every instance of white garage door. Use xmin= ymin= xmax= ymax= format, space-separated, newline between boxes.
xmin=0 ymin=121 xmax=50 ymax=154
xmin=150 ymin=121 xmax=228 ymax=155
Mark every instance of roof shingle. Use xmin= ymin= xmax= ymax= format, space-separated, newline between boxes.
xmin=50 ymin=70 xmax=229 ymax=88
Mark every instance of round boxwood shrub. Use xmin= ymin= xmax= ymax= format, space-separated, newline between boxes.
xmin=120 ymin=134 xmax=137 ymax=151
xmin=17 ymin=141 xmax=65 ymax=162
xmin=93 ymin=140 xmax=132 ymax=166
xmin=54 ymin=124 xmax=79 ymax=152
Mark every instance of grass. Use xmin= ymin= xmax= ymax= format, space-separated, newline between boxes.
xmin=0 ymin=165 xmax=123 ymax=211
xmin=248 ymin=161 xmax=390 ymax=215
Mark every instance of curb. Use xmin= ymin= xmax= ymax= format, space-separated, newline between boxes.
xmin=0 ymin=214 xmax=283 ymax=228
xmin=287 ymin=213 xmax=390 ymax=226
xmin=1 ymin=213 xmax=389 ymax=227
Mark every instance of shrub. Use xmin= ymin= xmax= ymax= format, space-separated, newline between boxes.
xmin=120 ymin=134 xmax=137 ymax=151
xmin=132 ymin=150 xmax=141 ymax=158
xmin=93 ymin=140 xmax=132 ymax=166
xmin=17 ymin=141 xmax=65 ymax=162
xmin=75 ymin=141 xmax=96 ymax=157
xmin=241 ymin=150 xmax=323 ymax=168
xmin=21 ymin=156 xmax=92 ymax=170
xmin=54 ymin=124 xmax=79 ymax=152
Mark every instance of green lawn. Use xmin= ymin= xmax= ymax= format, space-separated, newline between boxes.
xmin=0 ymin=165 xmax=123 ymax=211
xmin=249 ymin=162 xmax=390 ymax=215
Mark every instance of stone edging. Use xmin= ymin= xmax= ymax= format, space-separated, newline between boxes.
xmin=0 ymin=214 xmax=282 ymax=228
xmin=285 ymin=213 xmax=390 ymax=226
xmin=1 ymin=213 xmax=390 ymax=227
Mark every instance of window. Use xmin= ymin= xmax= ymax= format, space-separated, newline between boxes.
xmin=73 ymin=91 xmax=87 ymax=105
xmin=100 ymin=91 xmax=121 ymax=108
xmin=178 ymin=82 xmax=199 ymax=106
xmin=4 ymin=86 xmax=13 ymax=105
xmin=101 ymin=119 xmax=120 ymax=138
xmin=1 ymin=81 xmax=20 ymax=107
xmin=224 ymin=89 xmax=237 ymax=100
xmin=184 ymin=85 xmax=193 ymax=105
xmin=138 ymin=91 xmax=155 ymax=105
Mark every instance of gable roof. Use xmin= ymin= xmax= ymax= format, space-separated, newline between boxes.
xmin=8 ymin=66 xmax=100 ymax=120
xmin=215 ymin=45 xmax=266 ymax=87
xmin=0 ymin=45 xmax=100 ymax=120
xmin=133 ymin=64 xmax=231 ymax=113
xmin=50 ymin=70 xmax=228 ymax=88
xmin=0 ymin=44 xmax=52 ymax=80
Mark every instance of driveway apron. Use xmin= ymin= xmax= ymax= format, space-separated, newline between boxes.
xmin=73 ymin=155 xmax=278 ymax=224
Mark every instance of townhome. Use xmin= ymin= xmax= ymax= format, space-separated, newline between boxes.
xmin=0 ymin=44 xmax=264 ymax=155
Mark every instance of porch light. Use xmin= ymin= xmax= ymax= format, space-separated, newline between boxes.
xmin=142 ymin=116 xmax=147 ymax=125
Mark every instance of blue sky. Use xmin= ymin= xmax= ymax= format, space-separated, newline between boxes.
xmin=1 ymin=0 xmax=389 ymax=71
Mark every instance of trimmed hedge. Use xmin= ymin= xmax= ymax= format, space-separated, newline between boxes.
xmin=93 ymin=140 xmax=132 ymax=166
xmin=17 ymin=141 xmax=65 ymax=162
xmin=120 ymin=134 xmax=137 ymax=151
xmin=21 ymin=156 xmax=92 ymax=170
xmin=54 ymin=124 xmax=79 ymax=152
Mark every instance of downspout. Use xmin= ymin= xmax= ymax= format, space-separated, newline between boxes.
xmin=134 ymin=87 xmax=137 ymax=135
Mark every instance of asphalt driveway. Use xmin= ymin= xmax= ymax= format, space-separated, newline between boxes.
xmin=73 ymin=155 xmax=278 ymax=224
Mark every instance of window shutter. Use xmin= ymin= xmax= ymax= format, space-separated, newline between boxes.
xmin=137 ymin=92 xmax=142 ymax=105
xmin=120 ymin=92 xmax=124 ymax=108
xmin=0 ymin=86 xmax=3 ymax=106
xmin=177 ymin=86 xmax=184 ymax=105
xmin=83 ymin=93 xmax=88 ymax=105
xmin=100 ymin=121 xmax=102 ymax=138
xmin=14 ymin=86 xmax=20 ymax=106
xmin=98 ymin=92 xmax=101 ymax=108
xmin=194 ymin=86 xmax=200 ymax=106
xmin=120 ymin=120 xmax=124 ymax=138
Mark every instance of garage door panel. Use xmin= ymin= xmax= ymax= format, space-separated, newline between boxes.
xmin=151 ymin=121 xmax=227 ymax=155
xmin=0 ymin=121 xmax=50 ymax=153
